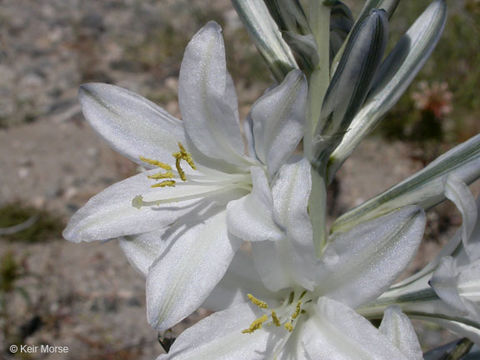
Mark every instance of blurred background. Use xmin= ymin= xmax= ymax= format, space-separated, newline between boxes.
xmin=0 ymin=0 xmax=479 ymax=358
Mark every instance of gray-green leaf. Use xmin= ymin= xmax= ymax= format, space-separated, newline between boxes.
xmin=332 ymin=133 xmax=480 ymax=233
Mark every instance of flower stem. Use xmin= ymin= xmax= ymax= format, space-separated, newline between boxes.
xmin=310 ymin=167 xmax=328 ymax=257
xmin=304 ymin=0 xmax=330 ymax=157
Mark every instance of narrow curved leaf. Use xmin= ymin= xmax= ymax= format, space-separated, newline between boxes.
xmin=333 ymin=134 xmax=480 ymax=233
xmin=328 ymin=0 xmax=447 ymax=180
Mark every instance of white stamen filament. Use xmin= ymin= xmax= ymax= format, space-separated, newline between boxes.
xmin=133 ymin=183 xmax=251 ymax=209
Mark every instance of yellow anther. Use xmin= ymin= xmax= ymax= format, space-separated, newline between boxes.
xmin=172 ymin=142 xmax=196 ymax=182
xmin=284 ymin=322 xmax=293 ymax=332
xmin=177 ymin=142 xmax=196 ymax=167
xmin=247 ymin=294 xmax=269 ymax=309
xmin=291 ymin=301 xmax=302 ymax=320
xmin=139 ymin=156 xmax=172 ymax=170
xmin=151 ymin=180 xmax=176 ymax=188
xmin=139 ymin=156 xmax=176 ymax=187
xmin=175 ymin=158 xmax=187 ymax=182
xmin=288 ymin=291 xmax=295 ymax=304
xmin=242 ymin=315 xmax=269 ymax=334
xmin=271 ymin=311 xmax=281 ymax=327
xmin=177 ymin=142 xmax=187 ymax=154
xmin=148 ymin=171 xmax=175 ymax=180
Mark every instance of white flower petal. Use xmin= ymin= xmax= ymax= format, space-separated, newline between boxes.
xmin=318 ymin=206 xmax=426 ymax=308
xmin=147 ymin=210 xmax=242 ymax=331
xmin=252 ymin=159 xmax=318 ymax=292
xmin=445 ymin=175 xmax=479 ymax=259
xmin=470 ymin=196 xmax=480 ymax=256
xmin=226 ymin=73 xmax=240 ymax=124
xmin=250 ymin=70 xmax=307 ymax=176
xmin=79 ymin=83 xmax=184 ymax=167
xmin=431 ymin=256 xmax=480 ymax=320
xmin=430 ymin=256 xmax=469 ymax=316
xmin=179 ymin=21 xmax=246 ymax=167
xmin=243 ymin=113 xmax=256 ymax=160
xmin=251 ymin=240 xmax=294 ymax=292
xmin=300 ymin=297 xmax=409 ymax=360
xmin=63 ymin=169 xmax=239 ymax=242
xmin=227 ymin=166 xmax=283 ymax=243
xmin=458 ymin=260 xmax=480 ymax=317
xmin=119 ymin=229 xmax=169 ymax=276
xmin=203 ymin=250 xmax=276 ymax=312
xmin=395 ymin=185 xmax=480 ymax=288
xmin=156 ymin=303 xmax=274 ymax=360
xmin=272 ymin=159 xmax=316 ymax=273
xmin=379 ymin=306 xmax=423 ymax=360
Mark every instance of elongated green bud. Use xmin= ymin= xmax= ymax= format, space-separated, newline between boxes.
xmin=328 ymin=0 xmax=447 ymax=182
xmin=311 ymin=9 xmax=388 ymax=169
xmin=231 ymin=0 xmax=298 ymax=82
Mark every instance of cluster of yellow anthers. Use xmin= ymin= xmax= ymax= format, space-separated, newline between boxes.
xmin=139 ymin=142 xmax=196 ymax=188
xmin=242 ymin=291 xmax=308 ymax=334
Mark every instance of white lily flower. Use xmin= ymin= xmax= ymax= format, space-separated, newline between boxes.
xmin=157 ymin=159 xmax=426 ymax=359
xmin=428 ymin=177 xmax=480 ymax=323
xmin=359 ymin=176 xmax=480 ymax=344
xmin=63 ymin=21 xmax=307 ymax=331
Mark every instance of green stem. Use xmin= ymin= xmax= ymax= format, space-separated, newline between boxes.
xmin=310 ymin=166 xmax=328 ymax=257
xmin=306 ymin=1 xmax=331 ymax=258
xmin=304 ymin=0 xmax=331 ymax=156
xmin=358 ymin=287 xmax=439 ymax=318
